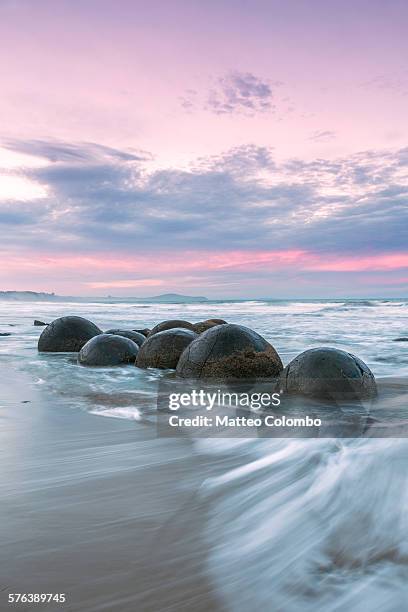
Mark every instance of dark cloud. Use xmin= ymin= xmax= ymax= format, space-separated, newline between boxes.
xmin=1 ymin=140 xmax=407 ymax=258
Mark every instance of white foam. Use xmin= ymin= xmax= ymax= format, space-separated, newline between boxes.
xmin=89 ymin=406 xmax=141 ymax=421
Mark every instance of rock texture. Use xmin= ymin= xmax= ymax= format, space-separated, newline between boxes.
xmin=148 ymin=319 xmax=195 ymax=336
xmin=278 ymin=347 xmax=377 ymax=400
xmin=176 ymin=323 xmax=283 ymax=381
xmin=78 ymin=334 xmax=139 ymax=366
xmin=132 ymin=328 xmax=150 ymax=337
xmin=38 ymin=316 xmax=102 ymax=352
xmin=193 ymin=318 xmax=227 ymax=334
xmin=137 ymin=328 xmax=198 ymax=369
xmin=105 ymin=329 xmax=146 ymax=347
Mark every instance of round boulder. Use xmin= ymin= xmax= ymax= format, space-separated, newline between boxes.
xmin=78 ymin=334 xmax=139 ymax=366
xmin=38 ymin=316 xmax=102 ymax=352
xmin=133 ymin=328 xmax=150 ymax=337
xmin=105 ymin=329 xmax=146 ymax=347
xmin=137 ymin=328 xmax=198 ymax=369
xmin=193 ymin=318 xmax=227 ymax=334
xmin=149 ymin=319 xmax=195 ymax=336
xmin=176 ymin=323 xmax=283 ymax=381
xmin=278 ymin=347 xmax=377 ymax=400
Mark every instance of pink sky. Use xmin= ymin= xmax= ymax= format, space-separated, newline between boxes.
xmin=0 ymin=0 xmax=407 ymax=297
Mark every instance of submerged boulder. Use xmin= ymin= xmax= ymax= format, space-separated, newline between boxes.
xmin=38 ymin=316 xmax=102 ymax=352
xmin=149 ymin=319 xmax=195 ymax=336
xmin=278 ymin=347 xmax=377 ymax=400
xmin=193 ymin=318 xmax=227 ymax=334
xmin=176 ymin=323 xmax=283 ymax=381
xmin=137 ymin=328 xmax=198 ymax=369
xmin=78 ymin=334 xmax=139 ymax=366
xmin=34 ymin=320 xmax=48 ymax=326
xmin=105 ymin=329 xmax=146 ymax=347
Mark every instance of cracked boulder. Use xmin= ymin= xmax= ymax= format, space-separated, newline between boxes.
xmin=38 ymin=316 xmax=102 ymax=352
xmin=137 ymin=328 xmax=198 ymax=369
xmin=176 ymin=323 xmax=283 ymax=381
xmin=149 ymin=319 xmax=195 ymax=336
xmin=78 ymin=334 xmax=139 ymax=366
xmin=278 ymin=347 xmax=377 ymax=401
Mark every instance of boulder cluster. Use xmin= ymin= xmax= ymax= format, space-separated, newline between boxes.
xmin=37 ymin=315 xmax=377 ymax=400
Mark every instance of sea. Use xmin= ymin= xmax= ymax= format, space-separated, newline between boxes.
xmin=0 ymin=298 xmax=407 ymax=611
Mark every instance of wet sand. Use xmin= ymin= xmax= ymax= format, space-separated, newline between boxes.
xmin=0 ymin=363 xmax=225 ymax=612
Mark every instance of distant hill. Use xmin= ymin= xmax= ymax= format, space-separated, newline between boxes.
xmin=141 ymin=293 xmax=208 ymax=303
xmin=0 ymin=291 xmax=208 ymax=303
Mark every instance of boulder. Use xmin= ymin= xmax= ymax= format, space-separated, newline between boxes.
xmin=133 ymin=328 xmax=150 ymax=337
xmin=34 ymin=320 xmax=48 ymax=326
xmin=278 ymin=347 xmax=377 ymax=400
xmin=393 ymin=337 xmax=408 ymax=342
xmin=105 ymin=329 xmax=146 ymax=347
xmin=176 ymin=323 xmax=283 ymax=381
xmin=193 ymin=318 xmax=227 ymax=334
xmin=0 ymin=332 xmax=11 ymax=337
xmin=149 ymin=319 xmax=195 ymax=336
xmin=38 ymin=316 xmax=102 ymax=352
xmin=137 ymin=328 xmax=198 ymax=369
xmin=78 ymin=334 xmax=139 ymax=366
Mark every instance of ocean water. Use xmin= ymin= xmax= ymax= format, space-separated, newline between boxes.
xmin=0 ymin=298 xmax=406 ymax=419
xmin=1 ymin=298 xmax=408 ymax=611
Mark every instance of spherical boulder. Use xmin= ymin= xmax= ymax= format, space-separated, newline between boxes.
xmin=137 ymin=328 xmax=198 ymax=369
xmin=278 ymin=347 xmax=377 ymax=400
xmin=133 ymin=328 xmax=150 ymax=337
xmin=105 ymin=329 xmax=146 ymax=347
xmin=149 ymin=319 xmax=195 ymax=336
xmin=176 ymin=323 xmax=283 ymax=381
xmin=193 ymin=318 xmax=227 ymax=334
xmin=38 ymin=316 xmax=102 ymax=352
xmin=78 ymin=334 xmax=139 ymax=366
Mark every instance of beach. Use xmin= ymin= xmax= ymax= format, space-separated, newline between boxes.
xmin=0 ymin=364 xmax=227 ymax=612
xmin=1 ymin=298 xmax=408 ymax=611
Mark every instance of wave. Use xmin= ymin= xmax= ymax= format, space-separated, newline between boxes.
xmin=199 ymin=436 xmax=408 ymax=612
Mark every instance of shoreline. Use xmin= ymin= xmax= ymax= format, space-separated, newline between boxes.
xmin=0 ymin=363 xmax=225 ymax=612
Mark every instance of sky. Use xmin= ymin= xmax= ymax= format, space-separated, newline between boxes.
xmin=0 ymin=0 xmax=407 ymax=298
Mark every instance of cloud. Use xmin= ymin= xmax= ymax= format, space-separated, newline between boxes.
xmin=3 ymin=139 xmax=150 ymax=163
xmin=206 ymin=71 xmax=278 ymax=115
xmin=361 ymin=72 xmax=408 ymax=96
xmin=181 ymin=72 xmax=283 ymax=116
xmin=0 ymin=139 xmax=407 ymax=295
xmin=308 ymin=130 xmax=336 ymax=142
